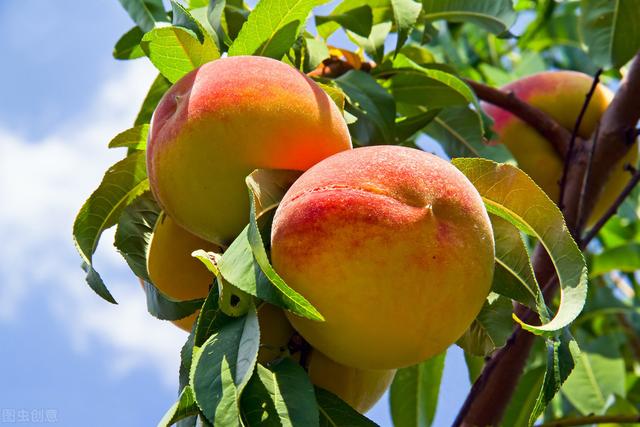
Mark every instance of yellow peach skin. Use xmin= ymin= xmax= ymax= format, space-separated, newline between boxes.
xmin=146 ymin=213 xmax=220 ymax=332
xmin=257 ymin=304 xmax=394 ymax=413
xmin=483 ymin=71 xmax=638 ymax=224
xmin=307 ymin=350 xmax=396 ymax=414
xmin=147 ymin=56 xmax=352 ymax=246
xmin=271 ymin=145 xmax=495 ymax=370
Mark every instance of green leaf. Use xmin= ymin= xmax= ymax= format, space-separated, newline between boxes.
xmin=241 ymin=360 xmax=319 ymax=426
xmin=193 ymin=284 xmax=227 ymax=348
xmin=248 ymin=169 xmax=303 ymax=219
xmin=316 ymin=387 xmax=379 ymax=426
xmin=228 ymin=0 xmax=324 ymax=59
xmin=387 ymin=54 xmax=479 ymax=110
xmin=530 ymin=330 xmax=580 ymax=425
xmin=391 ymin=0 xmax=422 ymax=56
xmin=421 ymin=0 xmax=516 ymax=35
xmin=73 ymin=151 xmax=149 ymax=303
xmin=141 ymin=280 xmax=204 ymax=321
xmin=113 ymin=26 xmax=146 ymax=60
xmin=452 ymin=159 xmax=588 ymax=336
xmin=348 ymin=22 xmax=392 ymax=63
xmin=141 ymin=26 xmax=219 ymax=84
xmin=316 ymin=0 xmax=393 ymax=39
xmin=425 ymin=106 xmax=512 ymax=162
xmin=190 ymin=0 xmax=210 ymax=7
xmin=562 ymin=335 xmax=626 ymax=415
xmin=171 ymin=0 xmax=207 ymax=43
xmin=108 ymin=124 xmax=149 ymax=150
xmin=218 ymin=226 xmax=284 ymax=308
xmin=334 ymin=70 xmax=396 ymax=145
xmin=463 ymin=352 xmax=484 ymax=384
xmin=191 ymin=306 xmax=260 ymax=425
xmin=316 ymin=82 xmax=346 ymax=113
xmin=490 ymin=214 xmax=542 ymax=311
xmin=118 ymin=0 xmax=169 ymax=32
xmin=245 ymin=173 xmax=324 ymax=321
xmin=580 ymin=0 xmax=640 ymax=69
xmin=390 ymin=353 xmax=445 ymax=427
xmin=135 ymin=73 xmax=171 ymax=126
xmin=395 ymin=110 xmax=440 ymax=143
xmin=457 ymin=293 xmax=514 ymax=356
xmin=113 ymin=191 xmax=159 ymax=281
xmin=501 ymin=366 xmax=546 ymax=427
xmin=158 ymin=386 xmax=199 ymax=427
xmin=316 ymin=6 xmax=373 ymax=37
xmin=590 ymin=243 xmax=640 ymax=278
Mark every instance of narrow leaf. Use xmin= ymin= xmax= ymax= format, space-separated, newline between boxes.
xmin=73 ymin=151 xmax=149 ymax=303
xmin=135 ymin=73 xmax=172 ymax=126
xmin=335 ymin=70 xmax=396 ymax=145
xmin=142 ymin=280 xmax=204 ymax=321
xmin=391 ymin=0 xmax=422 ymax=56
xmin=108 ymin=124 xmax=149 ymax=150
xmin=315 ymin=6 xmax=373 ymax=37
xmin=316 ymin=387 xmax=379 ymax=426
xmin=158 ymin=386 xmax=199 ymax=427
xmin=590 ymin=243 xmax=640 ymax=277
xmin=452 ymin=159 xmax=588 ymax=336
xmin=191 ymin=306 xmax=260 ymax=425
xmin=113 ymin=26 xmax=146 ymax=60
xmin=141 ymin=26 xmax=219 ymax=83
xmin=457 ymin=294 xmax=514 ymax=356
xmin=118 ymin=0 xmax=169 ymax=32
xmin=580 ymin=0 xmax=640 ymax=69
xmin=245 ymin=175 xmax=324 ymax=321
xmin=421 ymin=0 xmax=516 ymax=35
xmin=241 ymin=360 xmax=319 ymax=426
xmin=228 ymin=0 xmax=324 ymax=59
xmin=390 ymin=353 xmax=445 ymax=427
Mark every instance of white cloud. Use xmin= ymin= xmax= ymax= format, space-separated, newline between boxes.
xmin=0 ymin=60 xmax=186 ymax=387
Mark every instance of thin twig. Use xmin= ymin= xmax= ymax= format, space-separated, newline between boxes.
xmin=576 ymin=123 xmax=600 ymax=230
xmin=558 ymin=69 xmax=603 ymax=211
xmin=465 ymin=79 xmax=571 ymax=156
xmin=580 ymin=167 xmax=640 ymax=248
xmin=537 ymin=414 xmax=640 ymax=427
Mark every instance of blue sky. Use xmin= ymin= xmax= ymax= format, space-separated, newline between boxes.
xmin=0 ymin=1 xmax=472 ymax=426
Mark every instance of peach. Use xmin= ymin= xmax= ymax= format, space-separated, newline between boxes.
xmin=307 ymin=350 xmax=396 ymax=413
xmin=147 ymin=56 xmax=352 ymax=246
xmin=484 ymin=71 xmax=638 ymax=224
xmin=257 ymin=304 xmax=394 ymax=413
xmin=146 ymin=213 xmax=220 ymax=332
xmin=270 ymin=145 xmax=495 ymax=369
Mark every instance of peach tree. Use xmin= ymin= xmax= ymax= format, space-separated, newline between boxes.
xmin=72 ymin=0 xmax=640 ymax=425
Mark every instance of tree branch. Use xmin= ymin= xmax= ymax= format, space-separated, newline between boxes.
xmin=538 ymin=414 xmax=640 ymax=427
xmin=559 ymin=69 xmax=603 ymax=211
xmin=455 ymin=51 xmax=640 ymax=427
xmin=465 ymin=79 xmax=571 ymax=156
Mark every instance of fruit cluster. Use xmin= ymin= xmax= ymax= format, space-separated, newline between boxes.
xmin=143 ymin=56 xmax=495 ymax=412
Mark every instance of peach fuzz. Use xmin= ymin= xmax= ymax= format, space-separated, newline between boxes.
xmin=484 ymin=70 xmax=638 ymax=224
xmin=146 ymin=213 xmax=220 ymax=332
xmin=147 ymin=56 xmax=352 ymax=246
xmin=270 ymin=145 xmax=495 ymax=370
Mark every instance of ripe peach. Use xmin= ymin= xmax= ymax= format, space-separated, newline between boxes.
xmin=307 ymin=350 xmax=395 ymax=413
xmin=146 ymin=213 xmax=219 ymax=332
xmin=484 ymin=71 xmax=638 ymax=224
xmin=270 ymin=145 xmax=495 ymax=369
xmin=257 ymin=304 xmax=394 ymax=413
xmin=147 ymin=56 xmax=352 ymax=246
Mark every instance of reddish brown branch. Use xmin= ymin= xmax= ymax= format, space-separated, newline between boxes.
xmin=465 ymin=79 xmax=571 ymax=156
xmin=559 ymin=69 xmax=603 ymax=211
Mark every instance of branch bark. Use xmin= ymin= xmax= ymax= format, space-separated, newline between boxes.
xmin=464 ymin=79 xmax=571 ymax=156
xmin=456 ymin=52 xmax=640 ymax=426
